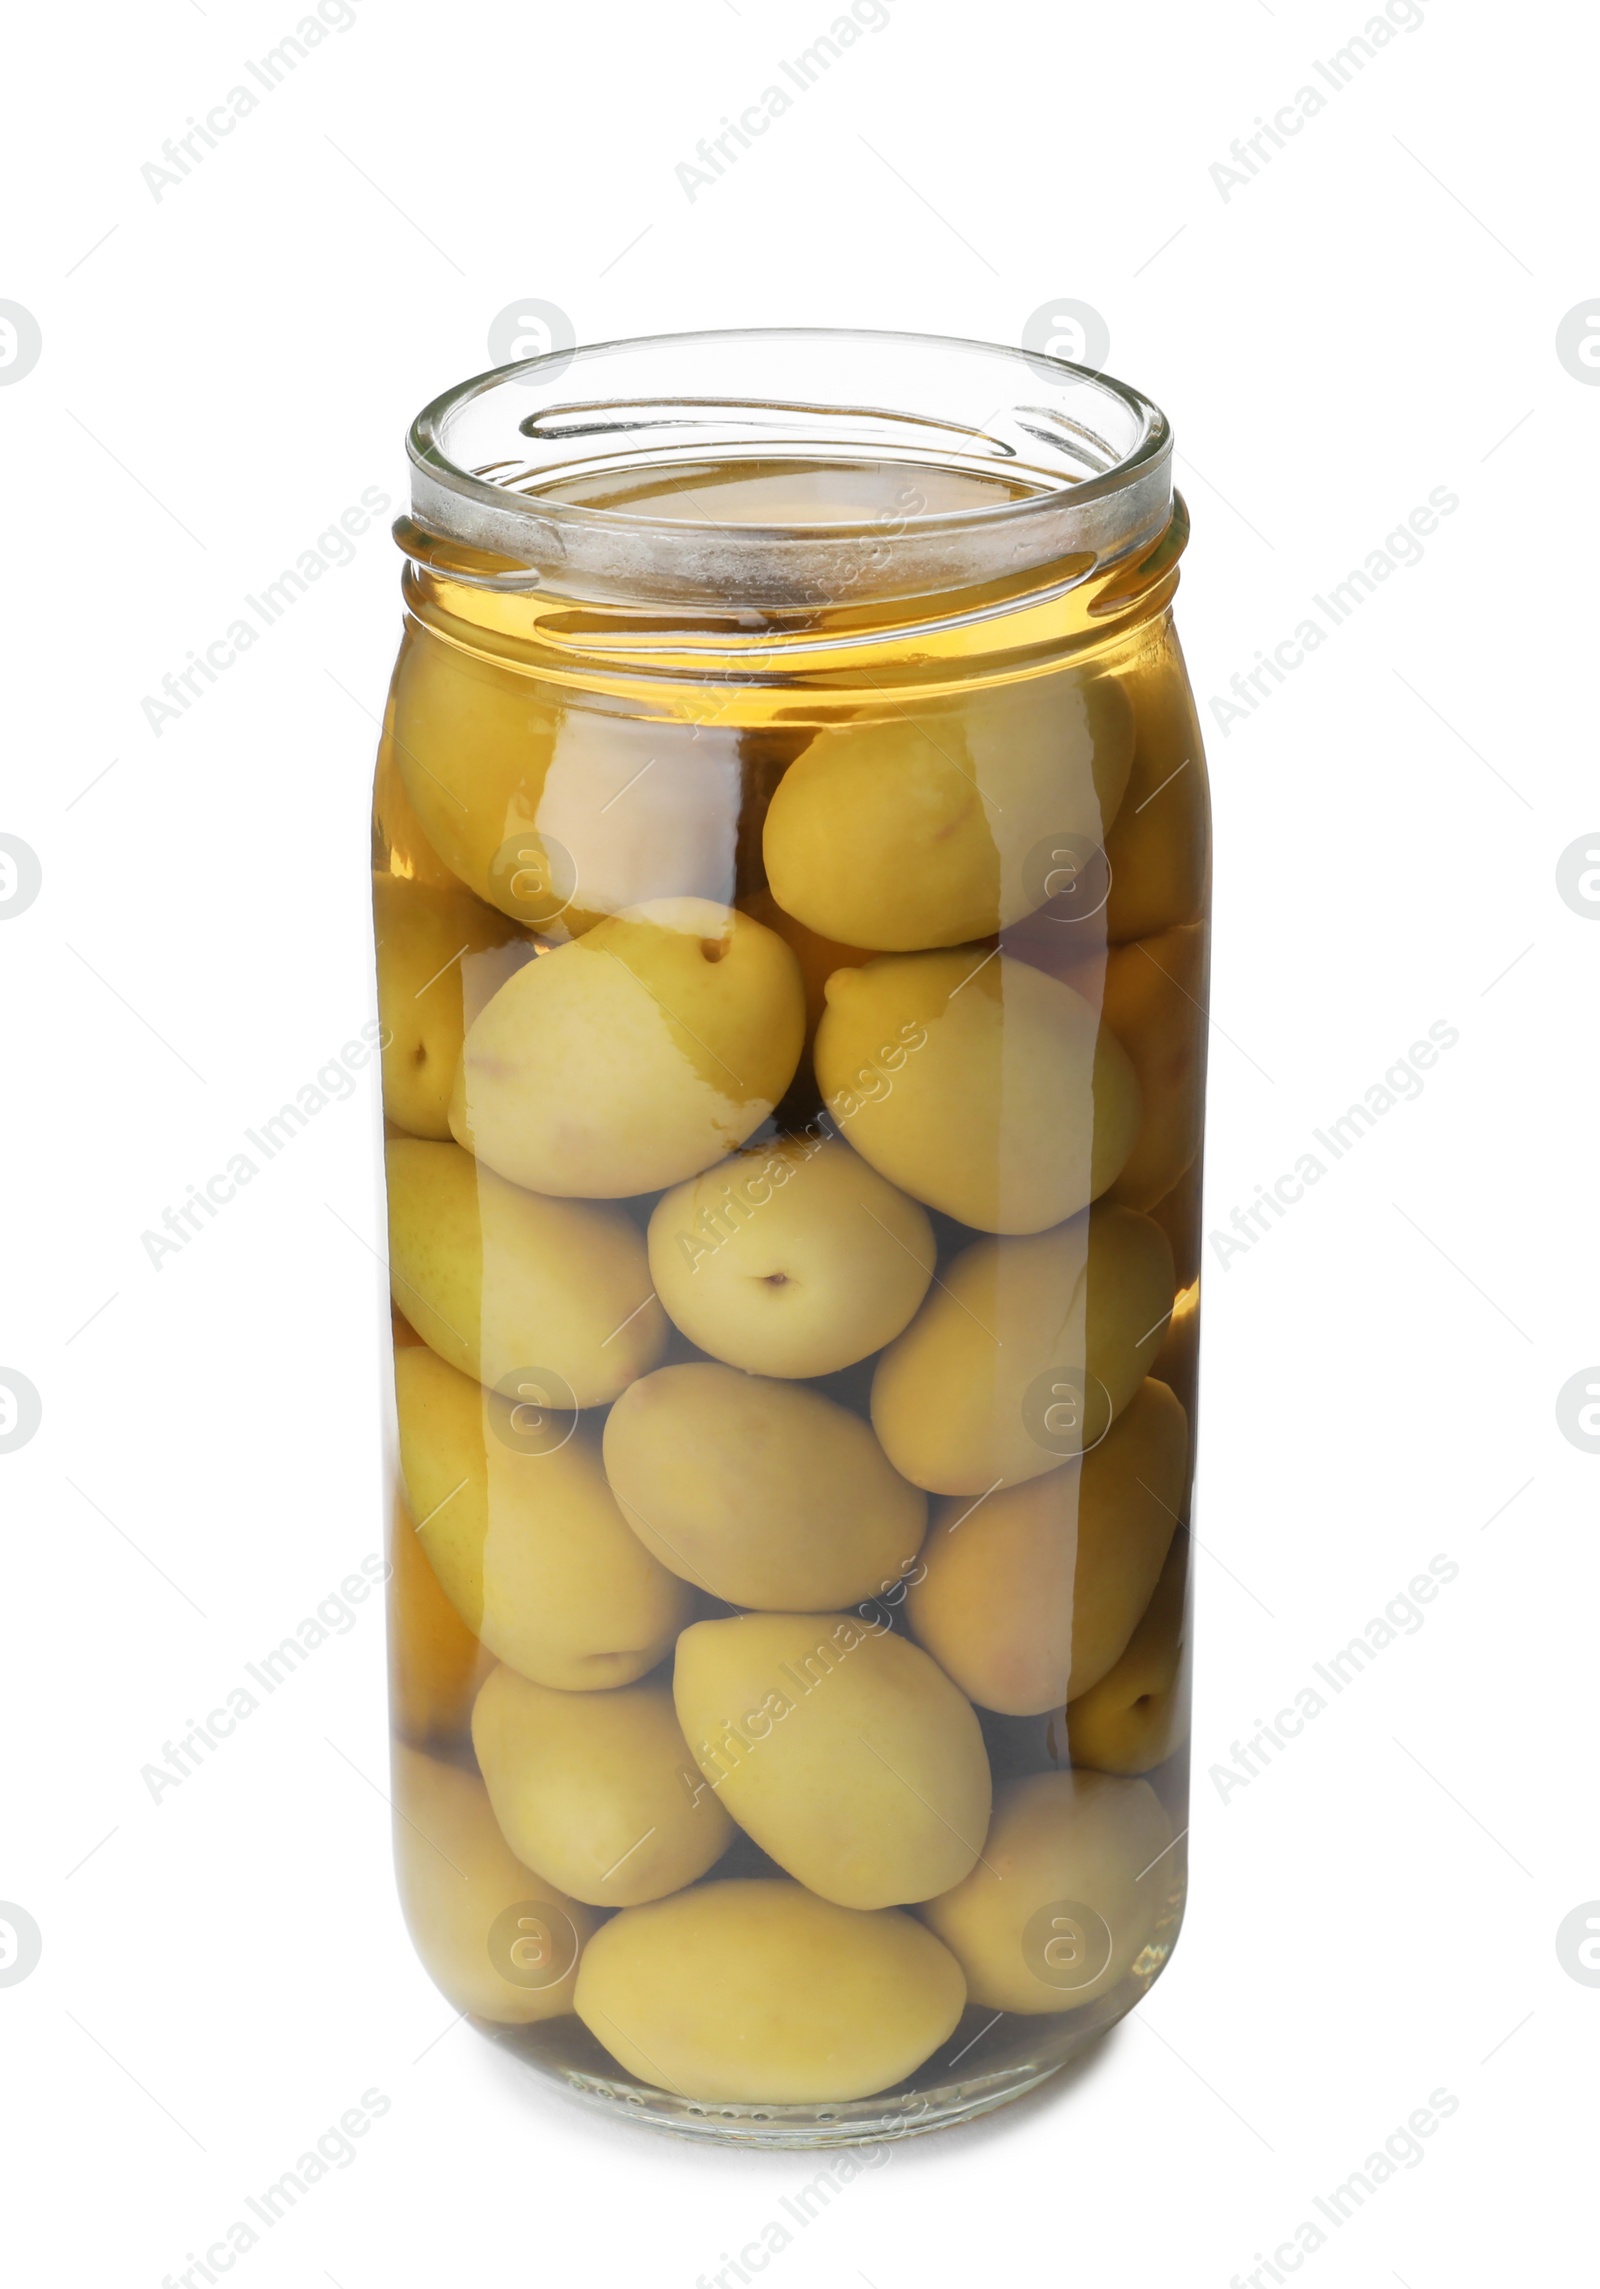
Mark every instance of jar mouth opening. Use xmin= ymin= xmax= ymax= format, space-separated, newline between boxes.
xmin=406 ymin=327 xmax=1173 ymax=609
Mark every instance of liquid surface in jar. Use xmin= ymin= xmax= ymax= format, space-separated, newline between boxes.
xmin=376 ymin=447 xmax=1207 ymax=2129
xmin=520 ymin=453 xmax=1055 ymax=525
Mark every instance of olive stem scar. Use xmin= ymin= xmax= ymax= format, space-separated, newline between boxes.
xmin=600 ymin=948 xmax=747 ymax=1089
xmin=413 ymin=1478 xmax=469 ymax=1534
xmin=325 ymin=1736 xmax=469 ymax=1881
xmin=598 ymin=755 xmax=658 ymax=811
xmin=944 ymin=2010 xmax=1004 ymax=2070
xmin=854 ymin=1733 xmax=1000 ymax=1879
xmin=413 ymin=944 xmax=470 ymax=999
xmin=412 ymin=2011 xmax=467 ymax=2065
xmin=1478 ymin=2010 xmax=1535 ymax=2066
xmin=1391 ymin=1203 xmax=1533 ymax=1343
xmin=944 ymin=1479 xmax=1003 ymax=1534
xmin=600 ymin=1827 xmax=658 ymax=1883
xmin=602 ymin=1293 xmax=659 ymax=1346
xmin=1133 ymin=757 xmax=1189 ymax=812
xmin=1134 ymin=1825 xmax=1188 ymax=1884
xmin=1391 ymin=1737 xmax=1533 ymax=1877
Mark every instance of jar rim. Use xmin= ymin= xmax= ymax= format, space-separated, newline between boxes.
xmin=405 ymin=327 xmax=1174 ymax=610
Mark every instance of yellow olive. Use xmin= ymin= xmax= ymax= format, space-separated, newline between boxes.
xmin=1104 ymin=655 xmax=1209 ymax=944
xmin=394 ymin=1346 xmax=694 ymax=1690
xmin=384 ymin=1138 xmax=666 ymax=1405
xmin=737 ymin=886 xmax=875 ymax=1051
xmin=918 ymin=1770 xmax=1172 ymax=2013
xmin=647 ymin=1137 xmax=935 ymax=1378
xmin=814 ymin=950 xmax=1140 ymax=1235
xmin=871 ymin=1205 xmax=1176 ymax=1493
xmin=906 ymin=1379 xmax=1187 ymax=1713
xmin=387 ymin=1490 xmax=489 ymax=1749
xmin=372 ymin=872 xmax=530 ymax=1139
xmin=761 ymin=674 xmax=1134 ymax=951
xmin=1101 ymin=924 xmax=1207 ymax=1211
xmin=392 ymin=1745 xmax=596 ymax=2023
xmin=603 ymin=1362 xmax=926 ymax=1610
xmin=574 ymin=1879 xmax=966 ymax=2102
xmin=472 ymin=1665 xmax=734 ymax=1907
xmin=450 ymin=899 xmax=806 ymax=1197
xmin=391 ymin=628 xmax=746 ymax=934
xmin=1056 ymin=1535 xmax=1190 ymax=1775
xmin=672 ymin=1613 xmax=991 ymax=1908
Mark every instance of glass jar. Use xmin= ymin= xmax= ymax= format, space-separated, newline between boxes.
xmin=370 ymin=330 xmax=1209 ymax=2146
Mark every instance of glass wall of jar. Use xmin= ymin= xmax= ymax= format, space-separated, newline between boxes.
xmin=371 ymin=331 xmax=1209 ymax=2145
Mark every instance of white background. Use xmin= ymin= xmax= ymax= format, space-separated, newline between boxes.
xmin=2 ymin=0 xmax=1595 ymax=2282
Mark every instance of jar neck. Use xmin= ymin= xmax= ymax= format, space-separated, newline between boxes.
xmin=395 ymin=492 xmax=1188 ymax=697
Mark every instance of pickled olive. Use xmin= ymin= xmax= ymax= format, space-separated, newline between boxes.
xmin=762 ymin=675 xmax=1134 ymax=952
xmin=1103 ymin=656 xmax=1209 ymax=944
xmin=672 ymin=1614 xmax=992 ymax=1909
xmin=388 ymin=1491 xmax=489 ymax=1749
xmin=372 ymin=872 xmax=531 ymax=1139
xmin=449 ymin=899 xmax=806 ymax=1198
xmin=1151 ymin=1279 xmax=1200 ymax=1413
xmin=392 ymin=632 xmax=746 ymax=934
xmin=372 ymin=686 xmax=462 ymax=891
xmin=603 ymin=1362 xmax=926 ymax=1610
xmin=871 ymin=1205 xmax=1177 ymax=1494
xmin=918 ymin=1770 xmax=1172 ymax=2013
xmin=814 ymin=950 xmax=1141 ymax=1235
xmin=394 ymin=1346 xmax=694 ymax=1690
xmin=1101 ymin=924 xmax=1207 ymax=1210
xmin=647 ymin=1136 xmax=935 ymax=1378
xmin=384 ymin=1138 xmax=667 ymax=1404
xmin=392 ymin=1745 xmax=596 ymax=2024
xmin=906 ymin=1379 xmax=1189 ymax=1714
xmin=737 ymin=885 xmax=875 ymax=1049
xmin=1055 ymin=1535 xmax=1190 ymax=1776
xmin=1148 ymin=1153 xmax=1203 ymax=1291
xmin=472 ymin=1665 xmax=735 ymax=1908
xmin=574 ymin=1879 xmax=966 ymax=2103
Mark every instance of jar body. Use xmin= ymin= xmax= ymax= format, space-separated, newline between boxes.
xmin=371 ymin=342 xmax=1209 ymax=2143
